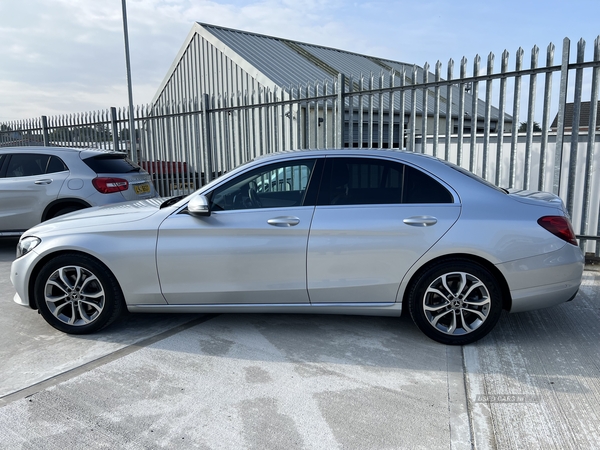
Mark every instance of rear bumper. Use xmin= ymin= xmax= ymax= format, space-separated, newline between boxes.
xmin=497 ymin=244 xmax=584 ymax=313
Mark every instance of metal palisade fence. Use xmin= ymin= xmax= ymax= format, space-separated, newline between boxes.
xmin=1 ymin=37 xmax=600 ymax=255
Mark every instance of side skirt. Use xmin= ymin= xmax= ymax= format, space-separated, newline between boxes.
xmin=127 ymin=302 xmax=403 ymax=317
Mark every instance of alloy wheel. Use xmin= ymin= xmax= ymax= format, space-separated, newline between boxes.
xmin=44 ymin=265 xmax=106 ymax=326
xmin=422 ymin=271 xmax=491 ymax=336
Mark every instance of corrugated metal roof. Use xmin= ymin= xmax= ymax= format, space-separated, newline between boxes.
xmin=206 ymin=25 xmax=333 ymax=86
xmin=159 ymin=23 xmax=507 ymax=121
xmin=202 ymin=23 xmax=419 ymax=87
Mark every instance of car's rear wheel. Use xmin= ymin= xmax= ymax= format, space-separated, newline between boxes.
xmin=34 ymin=254 xmax=124 ymax=334
xmin=408 ymin=259 xmax=503 ymax=345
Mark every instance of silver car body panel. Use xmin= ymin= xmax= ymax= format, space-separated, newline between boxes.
xmin=496 ymin=244 xmax=583 ymax=312
xmin=307 ymin=204 xmax=461 ymax=303
xmin=11 ymin=148 xmax=584 ymax=319
xmin=11 ymin=200 xmax=170 ymax=307
xmin=156 ymin=206 xmax=316 ymax=305
xmin=0 ymin=170 xmax=69 ymax=231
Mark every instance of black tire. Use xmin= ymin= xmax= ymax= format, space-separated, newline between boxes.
xmin=50 ymin=205 xmax=85 ymax=219
xmin=34 ymin=253 xmax=124 ymax=334
xmin=408 ymin=259 xmax=503 ymax=345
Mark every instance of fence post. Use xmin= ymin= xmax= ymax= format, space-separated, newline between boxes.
xmin=582 ymin=37 xmax=600 ymax=254
xmin=201 ymin=94 xmax=213 ymax=183
xmin=41 ymin=116 xmax=49 ymax=146
xmin=110 ymin=107 xmax=119 ymax=152
xmin=566 ymin=39 xmax=586 ymax=217
xmin=408 ymin=65 xmax=419 ymax=152
xmin=553 ymin=38 xmax=570 ymax=196
xmin=336 ymin=73 xmax=346 ymax=148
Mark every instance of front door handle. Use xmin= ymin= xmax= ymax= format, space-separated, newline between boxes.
xmin=403 ymin=216 xmax=438 ymax=227
xmin=34 ymin=179 xmax=53 ymax=185
xmin=267 ymin=216 xmax=300 ymax=227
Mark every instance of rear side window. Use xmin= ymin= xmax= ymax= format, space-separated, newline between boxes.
xmin=402 ymin=165 xmax=454 ymax=203
xmin=83 ymin=154 xmax=140 ymax=174
xmin=317 ymin=157 xmax=453 ymax=205
xmin=4 ymin=154 xmax=67 ymax=178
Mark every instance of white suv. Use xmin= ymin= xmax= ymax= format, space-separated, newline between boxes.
xmin=0 ymin=146 xmax=157 ymax=235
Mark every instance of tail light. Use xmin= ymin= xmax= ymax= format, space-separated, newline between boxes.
xmin=537 ymin=216 xmax=578 ymax=246
xmin=92 ymin=177 xmax=129 ymax=194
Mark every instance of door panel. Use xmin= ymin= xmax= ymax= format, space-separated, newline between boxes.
xmin=0 ymin=153 xmax=69 ymax=231
xmin=156 ymin=206 xmax=316 ymax=305
xmin=0 ymin=174 xmax=68 ymax=231
xmin=307 ymin=204 xmax=460 ymax=303
xmin=156 ymin=157 xmax=321 ymax=305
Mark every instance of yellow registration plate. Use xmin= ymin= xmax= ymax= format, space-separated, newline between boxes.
xmin=134 ymin=183 xmax=151 ymax=195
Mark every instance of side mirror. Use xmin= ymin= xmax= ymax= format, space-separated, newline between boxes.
xmin=188 ymin=194 xmax=211 ymax=217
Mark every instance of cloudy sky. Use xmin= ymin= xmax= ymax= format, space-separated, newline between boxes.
xmin=1 ymin=0 xmax=598 ymax=122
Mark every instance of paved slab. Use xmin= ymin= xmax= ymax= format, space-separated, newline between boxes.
xmin=464 ymin=267 xmax=600 ymax=449
xmin=0 ymin=313 xmax=468 ymax=449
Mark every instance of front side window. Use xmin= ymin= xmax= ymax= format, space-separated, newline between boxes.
xmin=210 ymin=159 xmax=317 ymax=211
xmin=317 ymin=157 xmax=453 ymax=205
xmin=6 ymin=154 xmax=46 ymax=177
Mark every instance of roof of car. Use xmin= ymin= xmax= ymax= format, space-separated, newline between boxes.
xmin=0 ymin=146 xmax=129 ymax=158
xmin=251 ymin=148 xmax=445 ymax=167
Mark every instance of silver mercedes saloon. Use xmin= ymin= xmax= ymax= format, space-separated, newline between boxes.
xmin=11 ymin=149 xmax=584 ymax=345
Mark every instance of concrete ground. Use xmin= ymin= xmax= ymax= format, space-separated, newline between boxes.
xmin=0 ymin=237 xmax=599 ymax=449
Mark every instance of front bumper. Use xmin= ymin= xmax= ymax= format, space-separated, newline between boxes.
xmin=10 ymin=248 xmax=39 ymax=309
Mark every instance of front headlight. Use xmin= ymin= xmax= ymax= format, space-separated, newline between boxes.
xmin=16 ymin=236 xmax=41 ymax=259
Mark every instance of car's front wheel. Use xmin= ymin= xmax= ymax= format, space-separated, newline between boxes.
xmin=408 ymin=259 xmax=503 ymax=345
xmin=34 ymin=254 xmax=124 ymax=334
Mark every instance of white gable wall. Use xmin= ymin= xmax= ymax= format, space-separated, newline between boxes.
xmin=153 ymin=23 xmax=281 ymax=107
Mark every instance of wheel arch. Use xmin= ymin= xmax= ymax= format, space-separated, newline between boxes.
xmin=401 ymin=253 xmax=512 ymax=312
xmin=26 ymin=250 xmax=122 ymax=309
xmin=42 ymin=199 xmax=91 ymax=222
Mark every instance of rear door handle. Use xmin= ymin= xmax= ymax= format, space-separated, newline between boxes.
xmin=403 ymin=216 xmax=438 ymax=227
xmin=267 ymin=216 xmax=300 ymax=227
xmin=34 ymin=179 xmax=53 ymax=185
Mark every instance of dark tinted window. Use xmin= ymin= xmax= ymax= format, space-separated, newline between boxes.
xmin=318 ymin=157 xmax=403 ymax=205
xmin=4 ymin=154 xmax=68 ymax=177
xmin=402 ymin=165 xmax=453 ymax=203
xmin=5 ymin=154 xmax=56 ymax=177
xmin=83 ymin=154 xmax=140 ymax=174
xmin=317 ymin=157 xmax=453 ymax=205
xmin=46 ymin=156 xmax=68 ymax=174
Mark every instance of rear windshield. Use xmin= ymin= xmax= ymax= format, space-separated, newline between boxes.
xmin=83 ymin=154 xmax=141 ymax=174
xmin=442 ymin=160 xmax=507 ymax=194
